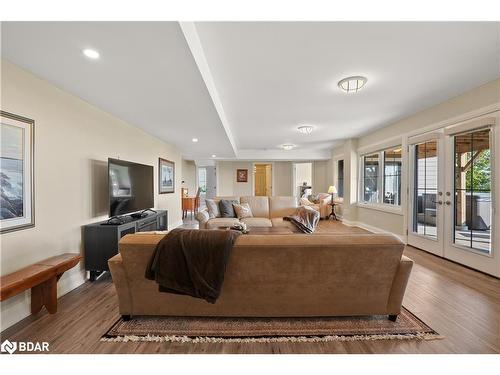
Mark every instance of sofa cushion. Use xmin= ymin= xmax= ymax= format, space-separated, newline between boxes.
xmin=219 ymin=199 xmax=239 ymax=218
xmin=205 ymin=199 xmax=220 ymax=218
xmin=240 ymin=217 xmax=273 ymax=227
xmin=240 ymin=196 xmax=270 ymax=218
xmin=206 ymin=217 xmax=240 ymax=229
xmin=269 ymin=196 xmax=298 ymax=218
xmin=271 ymin=217 xmax=296 ymax=229
xmin=233 ymin=203 xmax=253 ymax=219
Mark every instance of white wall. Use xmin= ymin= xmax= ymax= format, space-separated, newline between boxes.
xmin=181 ymin=159 xmax=197 ymax=195
xmin=216 ymin=160 xmax=300 ymax=197
xmin=0 ymin=60 xmax=183 ymax=331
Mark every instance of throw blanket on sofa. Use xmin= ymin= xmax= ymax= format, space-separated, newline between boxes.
xmin=284 ymin=205 xmax=320 ymax=233
xmin=145 ymin=228 xmax=241 ymax=303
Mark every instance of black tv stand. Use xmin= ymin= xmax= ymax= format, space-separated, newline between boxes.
xmin=130 ymin=208 xmax=157 ymax=219
xmin=83 ymin=210 xmax=167 ymax=281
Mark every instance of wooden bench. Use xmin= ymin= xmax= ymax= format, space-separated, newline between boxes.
xmin=0 ymin=253 xmax=81 ymax=314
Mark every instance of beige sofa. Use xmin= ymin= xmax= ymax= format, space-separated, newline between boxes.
xmin=109 ymin=232 xmax=412 ymax=320
xmin=196 ymin=196 xmax=299 ymax=229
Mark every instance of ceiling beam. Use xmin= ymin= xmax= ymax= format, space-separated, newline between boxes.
xmin=180 ymin=22 xmax=238 ymax=157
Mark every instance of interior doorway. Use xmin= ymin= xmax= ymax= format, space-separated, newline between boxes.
xmin=254 ymin=163 xmax=273 ymax=196
xmin=293 ymin=162 xmax=312 ymax=197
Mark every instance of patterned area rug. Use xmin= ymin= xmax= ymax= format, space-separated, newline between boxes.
xmin=101 ymin=307 xmax=441 ymax=343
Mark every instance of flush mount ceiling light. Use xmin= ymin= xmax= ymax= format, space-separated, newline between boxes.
xmin=211 ymin=154 xmax=216 ymax=158
xmin=82 ymin=48 xmax=100 ymax=59
xmin=338 ymin=76 xmax=367 ymax=93
xmin=281 ymin=144 xmax=296 ymax=151
xmin=297 ymin=125 xmax=314 ymax=134
xmin=192 ymin=138 xmax=199 ymax=143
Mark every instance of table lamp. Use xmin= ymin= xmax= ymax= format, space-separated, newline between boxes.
xmin=328 ymin=185 xmax=337 ymax=202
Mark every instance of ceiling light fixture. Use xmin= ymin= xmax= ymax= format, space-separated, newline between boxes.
xmin=281 ymin=144 xmax=296 ymax=151
xmin=82 ymin=48 xmax=100 ymax=59
xmin=192 ymin=138 xmax=199 ymax=143
xmin=211 ymin=154 xmax=216 ymax=158
xmin=297 ymin=125 xmax=314 ymax=134
xmin=338 ymin=76 xmax=367 ymax=93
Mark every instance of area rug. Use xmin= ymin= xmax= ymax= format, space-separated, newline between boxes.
xmin=101 ymin=307 xmax=441 ymax=343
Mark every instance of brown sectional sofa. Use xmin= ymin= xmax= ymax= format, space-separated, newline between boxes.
xmin=196 ymin=196 xmax=299 ymax=229
xmin=109 ymin=232 xmax=412 ymax=320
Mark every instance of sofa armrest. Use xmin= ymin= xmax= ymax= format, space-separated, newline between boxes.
xmin=108 ymin=254 xmax=132 ymax=315
xmin=195 ymin=209 xmax=210 ymax=229
xmin=386 ymin=255 xmax=413 ymax=314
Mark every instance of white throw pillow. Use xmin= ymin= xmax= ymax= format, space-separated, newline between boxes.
xmin=233 ymin=203 xmax=253 ymax=219
xmin=205 ymin=199 xmax=220 ymax=219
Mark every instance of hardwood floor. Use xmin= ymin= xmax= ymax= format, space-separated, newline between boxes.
xmin=1 ymin=221 xmax=499 ymax=353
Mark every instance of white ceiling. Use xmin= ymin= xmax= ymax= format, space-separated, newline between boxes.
xmin=0 ymin=22 xmax=236 ymax=160
xmin=2 ymin=22 xmax=499 ymax=162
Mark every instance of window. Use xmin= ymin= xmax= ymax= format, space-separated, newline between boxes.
xmin=383 ymin=147 xmax=402 ymax=205
xmin=337 ymin=160 xmax=344 ymax=198
xmin=363 ymin=153 xmax=379 ymax=203
xmin=360 ymin=146 xmax=402 ymax=206
xmin=198 ymin=167 xmax=207 ymax=195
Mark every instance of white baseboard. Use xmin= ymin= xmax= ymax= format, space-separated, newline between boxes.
xmin=341 ymin=219 xmax=407 ymax=244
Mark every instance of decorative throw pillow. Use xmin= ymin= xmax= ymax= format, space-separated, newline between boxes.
xmin=219 ymin=199 xmax=239 ymax=218
xmin=205 ymin=199 xmax=220 ymax=219
xmin=233 ymin=203 xmax=253 ymax=219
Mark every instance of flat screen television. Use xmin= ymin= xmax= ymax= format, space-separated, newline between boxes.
xmin=108 ymin=158 xmax=154 ymax=217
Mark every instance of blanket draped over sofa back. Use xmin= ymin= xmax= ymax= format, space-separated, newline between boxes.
xmin=145 ymin=228 xmax=241 ymax=303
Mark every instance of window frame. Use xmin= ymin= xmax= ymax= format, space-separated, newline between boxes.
xmin=358 ymin=145 xmax=403 ymax=209
xmin=337 ymin=159 xmax=344 ymax=198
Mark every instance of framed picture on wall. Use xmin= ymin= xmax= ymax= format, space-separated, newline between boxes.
xmin=159 ymin=158 xmax=175 ymax=194
xmin=1 ymin=111 xmax=35 ymax=233
xmin=236 ymin=169 xmax=248 ymax=182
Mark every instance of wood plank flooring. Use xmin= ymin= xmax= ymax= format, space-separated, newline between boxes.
xmin=1 ymin=221 xmax=499 ymax=353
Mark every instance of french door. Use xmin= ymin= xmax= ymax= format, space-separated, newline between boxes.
xmin=407 ymin=133 xmax=445 ymax=256
xmin=408 ymin=115 xmax=498 ymax=277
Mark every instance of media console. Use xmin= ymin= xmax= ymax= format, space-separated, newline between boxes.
xmin=83 ymin=210 xmax=167 ymax=281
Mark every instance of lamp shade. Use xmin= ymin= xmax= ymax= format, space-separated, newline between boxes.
xmin=328 ymin=185 xmax=337 ymax=194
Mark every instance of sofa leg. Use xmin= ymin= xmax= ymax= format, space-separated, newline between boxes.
xmin=122 ymin=314 xmax=131 ymax=321
xmin=388 ymin=314 xmax=398 ymax=322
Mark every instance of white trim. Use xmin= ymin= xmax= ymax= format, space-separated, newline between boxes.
xmin=356 ymin=202 xmax=404 ymax=215
xmin=444 ymin=116 xmax=496 ymax=136
xmin=357 ymin=135 xmax=403 ymax=155
xmin=404 ymin=104 xmax=500 ymax=139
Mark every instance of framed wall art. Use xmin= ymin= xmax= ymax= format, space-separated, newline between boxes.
xmin=159 ymin=158 xmax=175 ymax=194
xmin=1 ymin=111 xmax=35 ymax=233
xmin=236 ymin=169 xmax=248 ymax=183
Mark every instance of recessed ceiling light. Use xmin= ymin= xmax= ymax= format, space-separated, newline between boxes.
xmin=281 ymin=144 xmax=296 ymax=151
xmin=297 ymin=125 xmax=314 ymax=134
xmin=211 ymin=154 xmax=216 ymax=158
xmin=82 ymin=48 xmax=100 ymax=60
xmin=338 ymin=76 xmax=367 ymax=93
xmin=192 ymin=138 xmax=199 ymax=143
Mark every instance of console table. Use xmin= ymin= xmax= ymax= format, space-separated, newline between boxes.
xmin=83 ymin=210 xmax=167 ymax=281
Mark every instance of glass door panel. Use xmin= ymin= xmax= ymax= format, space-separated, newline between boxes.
xmin=452 ymin=129 xmax=492 ymax=254
xmin=407 ymin=136 xmax=444 ymax=256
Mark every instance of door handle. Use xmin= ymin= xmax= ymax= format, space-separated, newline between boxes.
xmin=445 ymin=201 xmax=451 ymax=205
xmin=437 ymin=200 xmax=443 ymax=205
